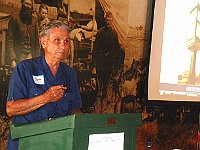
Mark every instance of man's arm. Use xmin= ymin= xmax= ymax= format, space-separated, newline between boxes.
xmin=6 ymin=85 xmax=64 ymax=117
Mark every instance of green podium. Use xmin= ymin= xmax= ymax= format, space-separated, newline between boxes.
xmin=11 ymin=113 xmax=142 ymax=150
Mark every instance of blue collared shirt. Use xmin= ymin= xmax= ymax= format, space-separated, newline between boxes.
xmin=6 ymin=55 xmax=82 ymax=150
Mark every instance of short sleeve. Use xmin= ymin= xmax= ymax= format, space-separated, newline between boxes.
xmin=7 ymin=62 xmax=28 ymax=101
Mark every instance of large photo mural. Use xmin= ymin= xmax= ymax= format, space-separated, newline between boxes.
xmin=0 ymin=0 xmax=149 ymax=149
xmin=0 ymin=0 xmax=148 ymax=114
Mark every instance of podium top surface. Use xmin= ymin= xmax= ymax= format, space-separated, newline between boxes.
xmin=11 ymin=113 xmax=142 ymax=139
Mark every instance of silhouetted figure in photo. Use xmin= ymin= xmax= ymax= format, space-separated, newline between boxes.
xmin=93 ymin=11 xmax=123 ymax=100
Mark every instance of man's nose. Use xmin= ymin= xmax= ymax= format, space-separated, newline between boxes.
xmin=59 ymin=41 xmax=69 ymax=50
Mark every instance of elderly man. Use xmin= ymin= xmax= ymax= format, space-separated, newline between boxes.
xmin=6 ymin=20 xmax=82 ymax=150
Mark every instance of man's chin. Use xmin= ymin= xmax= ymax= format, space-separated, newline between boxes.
xmin=56 ymin=56 xmax=66 ymax=61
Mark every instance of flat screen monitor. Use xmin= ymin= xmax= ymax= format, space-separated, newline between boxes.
xmin=148 ymin=0 xmax=200 ymax=102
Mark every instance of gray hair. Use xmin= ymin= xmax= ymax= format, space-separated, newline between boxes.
xmin=39 ymin=20 xmax=71 ymax=38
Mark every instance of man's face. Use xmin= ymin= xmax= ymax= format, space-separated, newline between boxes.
xmin=42 ymin=28 xmax=70 ymax=61
xmin=20 ymin=0 xmax=33 ymax=24
xmin=23 ymin=0 xmax=32 ymax=11
xmin=105 ymin=13 xmax=113 ymax=27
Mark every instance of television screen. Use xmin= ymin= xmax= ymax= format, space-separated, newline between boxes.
xmin=148 ymin=0 xmax=200 ymax=102
xmin=88 ymin=132 xmax=124 ymax=150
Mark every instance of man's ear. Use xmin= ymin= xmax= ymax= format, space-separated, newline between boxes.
xmin=40 ymin=37 xmax=47 ymax=49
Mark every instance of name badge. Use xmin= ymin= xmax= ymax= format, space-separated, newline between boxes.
xmin=33 ymin=75 xmax=45 ymax=85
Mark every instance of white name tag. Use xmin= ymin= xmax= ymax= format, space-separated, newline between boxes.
xmin=33 ymin=75 xmax=45 ymax=85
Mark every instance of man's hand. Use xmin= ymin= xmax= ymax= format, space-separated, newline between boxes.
xmin=44 ymin=85 xmax=65 ymax=103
